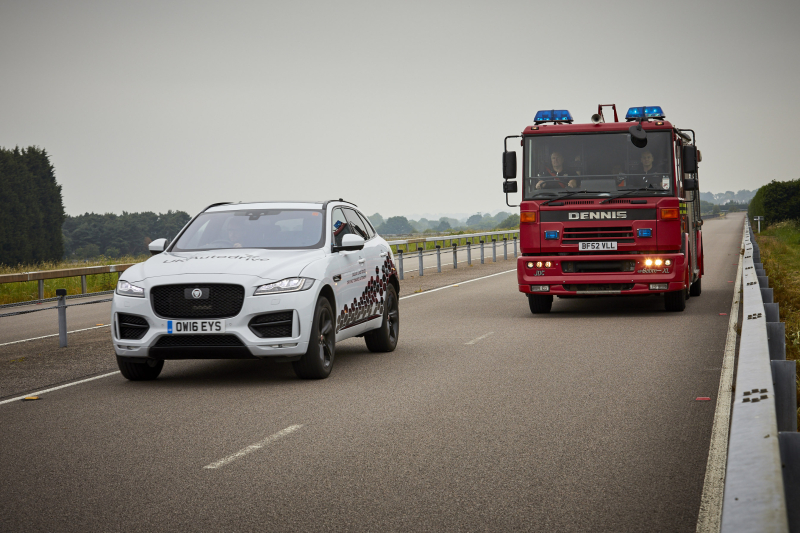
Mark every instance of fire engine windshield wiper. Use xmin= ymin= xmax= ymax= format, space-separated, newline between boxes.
xmin=599 ymin=186 xmax=661 ymax=204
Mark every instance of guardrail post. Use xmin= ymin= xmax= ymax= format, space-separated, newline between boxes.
xmin=772 ymin=360 xmax=797 ymax=432
xmin=418 ymin=246 xmax=424 ymax=277
xmin=398 ymin=251 xmax=404 ymax=280
xmin=81 ymin=275 xmax=87 ymax=294
xmin=503 ymin=238 xmax=508 ymax=260
xmin=779 ymin=433 xmax=800 ymax=531
xmin=436 ymin=245 xmax=441 ymax=273
xmin=492 ymin=239 xmax=497 ymax=262
xmin=38 ymin=279 xmax=44 ymax=300
xmin=480 ymin=240 xmax=484 ymax=264
xmin=452 ymin=244 xmax=457 ymax=269
xmin=57 ymin=288 xmax=67 ymax=348
xmin=467 ymin=242 xmax=472 ymax=266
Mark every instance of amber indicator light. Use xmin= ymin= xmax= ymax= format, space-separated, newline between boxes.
xmin=660 ymin=208 xmax=679 ymax=220
xmin=520 ymin=212 xmax=536 ymax=223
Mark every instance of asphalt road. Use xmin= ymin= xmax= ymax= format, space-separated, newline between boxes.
xmin=0 ymin=214 xmax=744 ymax=532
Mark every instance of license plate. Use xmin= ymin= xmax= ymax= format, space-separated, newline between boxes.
xmin=579 ymin=241 xmax=617 ymax=251
xmin=167 ymin=320 xmax=226 ymax=334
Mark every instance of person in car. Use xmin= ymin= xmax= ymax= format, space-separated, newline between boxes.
xmin=536 ymin=152 xmax=579 ymax=189
xmin=226 ymin=218 xmax=247 ymax=248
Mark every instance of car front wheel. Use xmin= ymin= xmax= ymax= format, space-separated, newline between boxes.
xmin=293 ymin=296 xmax=335 ymax=379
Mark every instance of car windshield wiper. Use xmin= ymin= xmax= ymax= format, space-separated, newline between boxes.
xmin=541 ymin=190 xmax=606 ymax=206
xmin=599 ymin=186 xmax=662 ymax=204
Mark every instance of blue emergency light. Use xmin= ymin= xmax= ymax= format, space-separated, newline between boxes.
xmin=637 ymin=228 xmax=653 ymax=238
xmin=534 ymin=110 xmax=573 ymax=124
xmin=625 ymin=106 xmax=665 ymax=121
xmin=544 ymin=230 xmax=559 ymax=240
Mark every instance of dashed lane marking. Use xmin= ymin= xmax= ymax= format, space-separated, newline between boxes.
xmin=203 ymin=425 xmax=304 ymax=469
xmin=465 ymin=332 xmax=494 ymax=345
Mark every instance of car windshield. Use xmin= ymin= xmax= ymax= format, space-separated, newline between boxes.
xmin=523 ymin=131 xmax=674 ymax=200
xmin=171 ymin=209 xmax=326 ymax=251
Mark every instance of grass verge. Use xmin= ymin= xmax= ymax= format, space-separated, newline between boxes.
xmin=754 ymin=220 xmax=800 ymax=429
xmin=0 ymin=255 xmax=149 ymax=305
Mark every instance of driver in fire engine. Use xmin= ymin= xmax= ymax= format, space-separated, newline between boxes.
xmin=535 ymin=151 xmax=579 ymax=189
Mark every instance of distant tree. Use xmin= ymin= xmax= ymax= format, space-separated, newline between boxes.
xmin=435 ymin=219 xmax=451 ymax=232
xmin=377 ymin=216 xmax=414 ymax=235
xmin=496 ymin=214 xmax=520 ymax=229
xmin=74 ymin=244 xmax=101 ymax=259
xmin=712 ymin=205 xmax=721 ymax=215
xmin=466 ymin=214 xmax=483 ymax=226
xmin=368 ymin=213 xmax=384 ymax=227
xmin=104 ymin=247 xmax=121 ymax=258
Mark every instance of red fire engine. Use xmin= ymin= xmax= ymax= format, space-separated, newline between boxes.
xmin=502 ymin=105 xmax=703 ymax=313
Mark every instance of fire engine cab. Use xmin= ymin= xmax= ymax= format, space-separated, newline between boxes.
xmin=501 ymin=105 xmax=703 ymax=313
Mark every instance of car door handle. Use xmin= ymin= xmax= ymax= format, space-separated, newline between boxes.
xmin=358 ymin=258 xmax=366 ymax=264
xmin=380 ymin=252 xmax=387 ymax=257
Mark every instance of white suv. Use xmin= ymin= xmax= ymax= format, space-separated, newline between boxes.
xmin=111 ymin=200 xmax=399 ymax=380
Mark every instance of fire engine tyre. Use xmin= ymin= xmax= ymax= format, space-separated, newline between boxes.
xmin=690 ymin=278 xmax=702 ymax=297
xmin=116 ymin=356 xmax=164 ymax=381
xmin=664 ymin=289 xmax=686 ymax=312
xmin=292 ymin=296 xmax=335 ymax=379
xmin=364 ymin=284 xmax=399 ymax=353
xmin=528 ymin=294 xmax=553 ymax=314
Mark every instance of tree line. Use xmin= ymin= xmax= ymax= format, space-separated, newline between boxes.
xmin=0 ymin=147 xmax=65 ymax=266
xmin=749 ymin=179 xmax=800 ymax=226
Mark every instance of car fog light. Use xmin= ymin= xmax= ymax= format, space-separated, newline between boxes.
xmin=649 ymin=283 xmax=669 ymax=290
xmin=530 ymin=285 xmax=549 ymax=292
xmin=645 ymin=259 xmax=653 ymax=266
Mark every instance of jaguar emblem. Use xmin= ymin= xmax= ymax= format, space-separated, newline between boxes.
xmin=191 ymin=289 xmax=203 ymax=299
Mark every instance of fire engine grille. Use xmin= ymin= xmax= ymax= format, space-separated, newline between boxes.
xmin=563 ymin=226 xmax=634 ymax=244
xmin=248 ymin=311 xmax=293 ymax=338
xmin=563 ymin=283 xmax=635 ymax=292
xmin=118 ymin=313 xmax=149 ymax=340
xmin=562 ymin=261 xmax=636 ymax=273
xmin=154 ymin=334 xmax=244 ymax=347
xmin=151 ymin=284 xmax=245 ymax=319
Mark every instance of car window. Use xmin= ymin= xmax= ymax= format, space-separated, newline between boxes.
xmin=331 ymin=207 xmax=353 ymax=247
xmin=356 ymin=211 xmax=376 ymax=239
xmin=343 ymin=208 xmax=369 ymax=240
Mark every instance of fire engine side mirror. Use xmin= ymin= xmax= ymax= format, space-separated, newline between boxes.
xmin=503 ymin=181 xmax=518 ymax=193
xmin=684 ymin=178 xmax=698 ymax=191
xmin=682 ymin=146 xmax=698 ymax=173
xmin=503 ymin=151 xmax=517 ymax=180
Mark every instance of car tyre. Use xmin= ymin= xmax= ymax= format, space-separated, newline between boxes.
xmin=664 ymin=289 xmax=686 ymax=312
xmin=528 ymin=294 xmax=553 ymax=314
xmin=364 ymin=284 xmax=399 ymax=352
xmin=117 ymin=356 xmax=164 ymax=381
xmin=690 ymin=278 xmax=702 ymax=297
xmin=293 ymin=296 xmax=335 ymax=379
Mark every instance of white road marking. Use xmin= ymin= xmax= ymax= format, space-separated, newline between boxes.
xmin=399 ymin=269 xmax=515 ymax=301
xmin=204 ymin=425 xmax=304 ymax=469
xmin=0 ymin=371 xmax=121 ymax=406
xmin=465 ymin=332 xmax=494 ymax=345
xmin=695 ymin=224 xmax=744 ymax=533
xmin=0 ymin=324 xmax=110 ymax=347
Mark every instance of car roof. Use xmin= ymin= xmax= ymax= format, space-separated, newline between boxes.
xmin=205 ymin=200 xmax=358 ymax=213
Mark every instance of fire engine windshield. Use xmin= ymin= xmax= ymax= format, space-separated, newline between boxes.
xmin=523 ymin=131 xmax=674 ymax=200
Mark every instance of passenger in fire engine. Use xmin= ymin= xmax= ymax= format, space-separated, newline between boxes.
xmin=626 ymin=150 xmax=664 ymax=189
xmin=535 ymin=152 xmax=579 ymax=189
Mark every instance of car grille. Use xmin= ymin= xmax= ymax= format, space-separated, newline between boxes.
xmin=153 ymin=334 xmax=244 ymax=347
xmin=248 ymin=311 xmax=293 ymax=338
xmin=562 ymin=226 xmax=634 ymax=244
xmin=151 ymin=284 xmax=245 ymax=319
xmin=563 ymin=283 xmax=635 ymax=292
xmin=118 ymin=313 xmax=149 ymax=340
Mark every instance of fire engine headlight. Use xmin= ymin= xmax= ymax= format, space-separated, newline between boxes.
xmin=664 ymin=259 xmax=672 ymax=266
xmin=526 ymin=261 xmax=535 ymax=269
xmin=654 ymin=259 xmax=663 ymax=266
xmin=645 ymin=259 xmax=653 ymax=266
xmin=530 ymin=285 xmax=549 ymax=292
xmin=536 ymin=261 xmax=543 ymax=268
xmin=650 ymin=283 xmax=669 ymax=291
xmin=545 ymin=261 xmax=552 ymax=268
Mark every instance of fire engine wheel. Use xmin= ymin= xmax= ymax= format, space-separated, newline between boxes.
xmin=690 ymin=278 xmax=702 ymax=297
xmin=664 ymin=289 xmax=686 ymax=312
xmin=528 ymin=294 xmax=553 ymax=314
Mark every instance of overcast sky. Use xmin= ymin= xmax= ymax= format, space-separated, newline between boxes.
xmin=1 ymin=0 xmax=798 ymax=220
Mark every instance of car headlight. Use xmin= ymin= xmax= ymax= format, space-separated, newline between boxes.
xmin=116 ymin=280 xmax=145 ymax=298
xmin=254 ymin=278 xmax=314 ymax=296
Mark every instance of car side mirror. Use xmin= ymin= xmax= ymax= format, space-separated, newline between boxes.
xmin=334 ymin=234 xmax=365 ymax=252
xmin=684 ymin=178 xmax=698 ymax=191
xmin=149 ymin=238 xmax=167 ymax=255
xmin=682 ymin=145 xmax=698 ymax=173
xmin=503 ymin=152 xmax=517 ymax=180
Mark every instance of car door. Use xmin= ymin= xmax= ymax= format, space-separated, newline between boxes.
xmin=329 ymin=207 xmax=367 ymax=339
xmin=343 ymin=208 xmax=384 ymax=330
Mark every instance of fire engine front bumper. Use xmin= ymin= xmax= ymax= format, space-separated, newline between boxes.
xmin=517 ymin=253 xmax=688 ymax=296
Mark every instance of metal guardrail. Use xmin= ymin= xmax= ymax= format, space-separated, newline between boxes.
xmin=721 ymin=220 xmax=799 ymax=533
xmin=0 ymin=263 xmax=134 ymax=300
